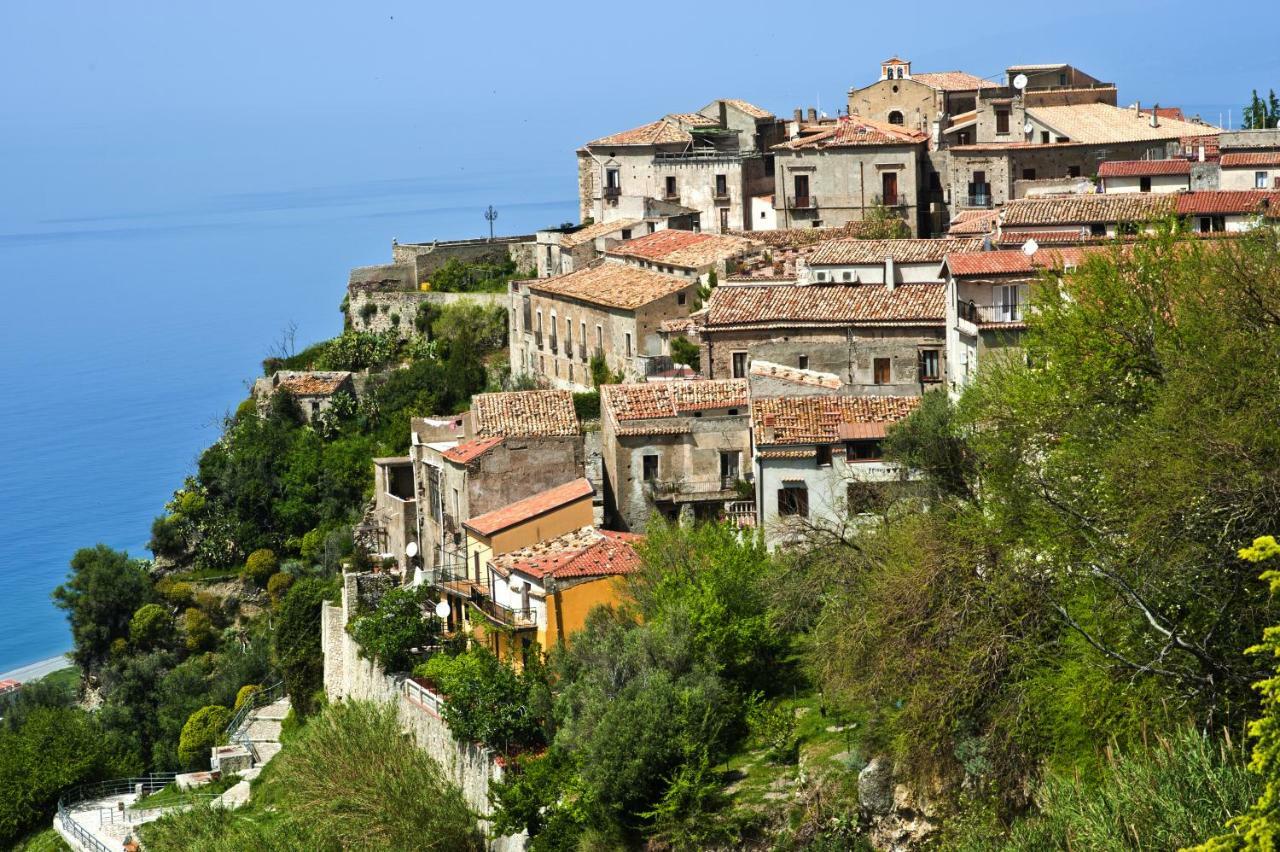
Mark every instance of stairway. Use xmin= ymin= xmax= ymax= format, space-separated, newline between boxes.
xmin=214 ymin=690 xmax=290 ymax=808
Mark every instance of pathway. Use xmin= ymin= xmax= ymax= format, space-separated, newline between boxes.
xmin=214 ymin=695 xmax=290 ymax=808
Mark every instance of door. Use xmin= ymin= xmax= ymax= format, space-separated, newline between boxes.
xmin=720 ymin=451 xmax=740 ymax=488
xmin=999 ymin=285 xmax=1020 ymax=322
xmin=881 ymin=171 xmax=898 ymax=206
xmin=794 ymin=174 xmax=810 ymax=206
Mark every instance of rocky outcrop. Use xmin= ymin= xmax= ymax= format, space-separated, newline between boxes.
xmin=857 ymin=757 xmax=939 ymax=851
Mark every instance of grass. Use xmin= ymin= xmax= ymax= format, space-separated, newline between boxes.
xmin=38 ymin=666 xmax=80 ymax=694
xmin=165 ymin=566 xmax=240 ymax=583
xmin=133 ymin=774 xmax=241 ymax=810
xmin=12 ymin=827 xmax=71 ymax=851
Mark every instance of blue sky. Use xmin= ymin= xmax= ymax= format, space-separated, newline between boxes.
xmin=2 ymin=0 xmax=1278 ymax=222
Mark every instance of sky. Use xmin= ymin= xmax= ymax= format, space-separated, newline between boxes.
xmin=3 ymin=0 xmax=1278 ymax=231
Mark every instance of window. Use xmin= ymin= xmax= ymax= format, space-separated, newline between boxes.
xmin=1058 ymin=72 xmax=1068 ymax=85
xmin=624 ymin=333 xmax=632 ymax=358
xmin=1041 ymin=130 xmax=1050 ymax=144
xmin=732 ymin=351 xmax=748 ymax=378
xmin=1022 ymin=168 xmax=1037 ymax=181
xmin=847 ymin=481 xmax=882 ymax=514
xmin=1140 ymin=176 xmax=1152 ymax=193
xmin=1067 ymin=165 xmax=1081 ymax=178
xmin=720 ymin=207 xmax=729 ymax=231
xmin=798 ymin=355 xmax=809 ymax=370
xmin=596 ymin=324 xmax=603 ymax=352
xmin=995 ymin=109 xmax=1010 ymax=135
xmin=888 ymin=110 xmax=904 ymax=125
xmin=881 ymin=171 xmax=898 ymax=206
xmin=998 ymin=284 xmax=1022 ymax=322
xmin=816 ymin=271 xmax=828 ymax=282
xmin=794 ymin=174 xmax=810 ymax=205
xmin=621 ymin=228 xmax=632 ymax=240
xmin=714 ymin=174 xmax=728 ymax=197
xmin=1258 ymin=171 xmax=1270 ymax=189
xmin=968 ymin=170 xmax=989 ymax=206
xmin=873 ymin=357 xmax=891 ymax=385
xmin=648 ymin=222 xmax=657 ymax=233
xmin=816 ymin=445 xmax=833 ymax=467
xmin=473 ymin=551 xmax=480 ymax=580
xmin=677 ymin=292 xmax=686 ymax=305
xmin=665 ymin=175 xmax=677 ymax=198
xmin=719 ymin=451 xmax=740 ymax=485
xmin=727 ymin=408 xmax=739 ymax=416
xmin=919 ymin=348 xmax=940 ymax=381
xmin=778 ymin=485 xmax=809 ymax=517
xmin=842 ymin=271 xmax=852 ymax=282
xmin=1090 ymin=223 xmax=1107 ymax=236
xmin=605 ymin=168 xmax=620 ymax=189
xmin=580 ymin=321 xmax=587 ymax=359
xmin=642 ymin=454 xmax=659 ymax=482
xmin=846 ymin=440 xmax=884 ymax=462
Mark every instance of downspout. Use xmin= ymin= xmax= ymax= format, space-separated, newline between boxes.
xmin=860 ymin=160 xmax=866 ymax=218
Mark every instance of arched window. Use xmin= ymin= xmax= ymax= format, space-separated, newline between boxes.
xmin=887 ymin=110 xmax=904 ymax=125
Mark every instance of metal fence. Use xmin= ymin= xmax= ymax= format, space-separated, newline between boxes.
xmin=57 ymin=773 xmax=178 ymax=852
xmin=223 ymin=680 xmax=285 ymax=763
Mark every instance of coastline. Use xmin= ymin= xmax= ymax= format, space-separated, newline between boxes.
xmin=0 ymin=654 xmax=72 ymax=685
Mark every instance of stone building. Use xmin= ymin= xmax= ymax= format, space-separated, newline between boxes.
xmin=748 ymin=360 xmax=845 ymax=398
xmin=770 ymin=116 xmax=927 ymax=233
xmin=599 ymin=379 xmax=752 ymax=532
xmin=847 ymin=58 xmax=994 ymax=147
xmin=801 ymin=237 xmax=982 ymax=285
xmin=365 ymin=457 xmax=417 ymax=575
xmin=577 ymin=99 xmax=786 ymax=233
xmin=997 ymin=193 xmax=1173 ymax=241
xmin=535 ymin=219 xmax=644 ymax=279
xmin=510 ymin=262 xmax=699 ymax=391
xmin=752 ymin=395 xmax=920 ymax=548
xmin=699 ymin=281 xmax=947 ymax=395
xmin=606 ymin=229 xmax=761 ymax=283
xmin=252 ymin=371 xmax=355 ymax=422
xmin=1218 ymin=129 xmax=1280 ymax=190
xmin=1174 ymin=190 xmax=1280 ymax=233
xmin=1097 ymin=159 xmax=1192 ymax=194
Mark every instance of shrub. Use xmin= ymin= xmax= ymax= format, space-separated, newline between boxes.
xmin=347 ymin=585 xmax=440 ymax=672
xmin=177 ymin=705 xmax=231 ymax=768
xmin=242 ymin=548 xmax=277 ymax=587
xmin=417 ymin=648 xmax=547 ymax=751
xmin=233 ymin=685 xmax=260 ymax=712
xmin=156 ymin=579 xmax=195 ymax=609
xmin=267 ymin=572 xmax=294 ymax=604
xmin=669 ymin=335 xmax=700 ymax=372
xmin=359 ymin=301 xmax=377 ymax=322
xmin=148 ymin=514 xmax=186 ymax=559
xmin=389 ymin=312 xmax=401 ymax=327
xmin=128 ymin=603 xmax=173 ymax=650
xmin=182 ymin=608 xmax=217 ymax=653
xmin=572 ymin=390 xmax=600 ymax=422
xmin=273 ymin=578 xmax=335 ymax=717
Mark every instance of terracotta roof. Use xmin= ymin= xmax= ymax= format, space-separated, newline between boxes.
xmin=749 ymin=360 xmax=842 ymax=390
xmin=443 ymin=436 xmax=504 ymax=465
xmin=705 ymin=283 xmax=945 ymax=328
xmin=608 ymin=230 xmax=758 ymax=269
xmin=490 ymin=527 xmax=644 ymax=581
xmin=464 ymin=478 xmax=594 ymax=538
xmin=948 ymin=209 xmax=999 ymax=235
xmin=275 ymin=371 xmax=350 ymax=396
xmin=721 ymin=99 xmax=774 ymax=119
xmin=530 ymin=262 xmax=692 ymax=310
xmin=806 ymin=237 xmax=982 ymax=266
xmin=1140 ymin=106 xmax=1186 ymax=122
xmin=558 ymin=219 xmax=643 ymax=248
xmin=603 ymin=379 xmax=748 ymax=421
xmin=725 ymin=221 xmax=885 ymax=248
xmin=1097 ymin=159 xmax=1192 ymax=177
xmin=1026 ymin=103 xmax=1219 ymax=144
xmin=753 ymin=396 xmax=920 ymax=447
xmin=945 ymin=246 xmax=1102 ymax=278
xmin=1221 ymin=152 xmax=1280 ymax=168
xmin=658 ymin=316 xmax=699 ymax=336
xmin=1001 ymin=193 xmax=1174 ymax=226
xmin=774 ymin=115 xmax=926 ymax=150
xmin=471 ymin=390 xmax=578 ymax=438
xmin=911 ymin=71 xmax=992 ymax=91
xmin=1174 ymin=190 xmax=1280 ymax=216
xmin=1007 ymin=63 xmax=1068 ymax=72
xmin=586 ymin=113 xmax=717 ymax=147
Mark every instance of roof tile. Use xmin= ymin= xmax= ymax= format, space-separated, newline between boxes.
xmin=608 ymin=230 xmax=758 ymax=269
xmin=471 ymin=390 xmax=578 ymax=438
xmin=1221 ymin=152 xmax=1280 ymax=168
xmin=1001 ymin=193 xmax=1173 ymax=226
xmin=705 ymin=283 xmax=945 ymax=328
xmin=774 ymin=116 xmax=926 ymax=150
xmin=464 ymin=478 xmax=594 ymax=538
xmin=530 ymin=263 xmax=692 ymax=311
xmin=753 ymin=396 xmax=920 ymax=446
xmin=443 ymin=436 xmax=505 ymax=465
xmin=1174 ymin=190 xmax=1280 ymax=215
xmin=807 ymin=237 xmax=982 ymax=266
xmin=490 ymin=527 xmax=644 ymax=580
xmin=603 ymin=379 xmax=748 ymax=421
xmin=1097 ymin=159 xmax=1192 ymax=177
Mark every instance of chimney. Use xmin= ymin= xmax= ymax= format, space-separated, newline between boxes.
xmin=808 ymin=107 xmax=818 ymax=123
xmin=794 ymin=108 xmax=804 ymax=123
xmin=1150 ymin=104 xmax=1159 ymax=128
xmin=1133 ymin=100 xmax=1141 ymax=117
xmin=1198 ymin=143 xmax=1206 ymax=162
xmin=884 ymin=256 xmax=896 ymax=291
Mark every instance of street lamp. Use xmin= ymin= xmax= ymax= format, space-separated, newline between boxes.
xmin=485 ymin=205 xmax=499 ymax=242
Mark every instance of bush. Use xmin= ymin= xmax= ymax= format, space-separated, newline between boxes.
xmin=572 ymin=390 xmax=600 ymax=422
xmin=155 ymin=579 xmax=195 ymax=609
xmin=669 ymin=335 xmax=701 ymax=372
xmin=272 ymin=579 xmax=335 ymax=717
xmin=182 ymin=608 xmax=217 ymax=653
xmin=129 ymin=603 xmax=173 ymax=650
xmin=233 ymin=685 xmax=260 ymax=712
xmin=359 ymin=301 xmax=377 ymax=322
xmin=418 ymin=647 xmax=547 ymax=751
xmin=266 ymin=572 xmax=294 ymax=604
xmin=347 ymin=585 xmax=440 ymax=672
xmin=177 ymin=705 xmax=231 ymax=768
xmin=242 ymin=549 xmax=277 ymax=587
xmin=149 ymin=514 xmax=186 ymax=559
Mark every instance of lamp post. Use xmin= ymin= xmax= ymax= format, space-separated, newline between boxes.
xmin=485 ymin=205 xmax=499 ymax=242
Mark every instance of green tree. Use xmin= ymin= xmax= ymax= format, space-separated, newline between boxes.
xmin=129 ymin=603 xmax=174 ymax=650
xmin=272 ymin=578 xmax=335 ymax=717
xmin=1243 ymin=88 xmax=1280 ymax=130
xmin=418 ymin=647 xmax=547 ymax=751
xmin=669 ymin=336 xmax=700 ymax=372
xmin=243 ymin=548 xmax=278 ymax=587
xmin=177 ymin=705 xmax=232 ymax=768
xmin=347 ymin=585 xmax=440 ymax=672
xmin=183 ymin=608 xmax=217 ymax=653
xmin=52 ymin=545 xmax=154 ymax=669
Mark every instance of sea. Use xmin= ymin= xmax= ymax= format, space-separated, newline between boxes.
xmin=0 ymin=144 xmax=576 ymax=674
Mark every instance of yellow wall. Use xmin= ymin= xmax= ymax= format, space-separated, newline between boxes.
xmin=465 ymin=494 xmax=594 ymax=581
xmin=541 ymin=576 xmax=630 ymax=649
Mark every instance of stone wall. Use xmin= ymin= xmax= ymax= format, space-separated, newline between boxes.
xmin=391 ymin=236 xmax=536 ymax=286
xmin=347 ymin=289 xmax=507 ymax=339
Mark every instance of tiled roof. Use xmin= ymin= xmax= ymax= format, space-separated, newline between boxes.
xmin=530 ymin=262 xmax=692 ymax=310
xmin=275 ymin=371 xmax=350 ymax=396
xmin=464 ymin=478 xmax=594 ymax=538
xmin=753 ymin=396 xmax=920 ymax=447
xmin=774 ymin=116 xmax=926 ymax=150
xmin=1007 ymin=63 xmax=1067 ymax=72
xmin=948 ymin=209 xmax=999 ymax=235
xmin=1001 ymin=193 xmax=1174 ymax=226
xmin=749 ymin=360 xmax=842 ymax=390
xmin=945 ymin=246 xmax=1102 ymax=278
xmin=806 ymin=237 xmax=982 ymax=266
xmin=1026 ymin=103 xmax=1219 ymax=144
xmin=443 ymin=436 xmax=505 ymax=465
xmin=490 ymin=527 xmax=644 ymax=581
xmin=1221 ymin=152 xmax=1280 ymax=168
xmin=911 ymin=71 xmax=992 ymax=91
xmin=721 ymin=99 xmax=774 ymax=119
xmin=558 ymin=219 xmax=643 ymax=248
xmin=608 ymin=230 xmax=758 ymax=269
xmin=1097 ymin=159 xmax=1192 ymax=177
xmin=705 ymin=283 xmax=945 ymax=328
xmin=1174 ymin=190 xmax=1280 ymax=216
xmin=471 ymin=390 xmax=578 ymax=438
xmin=586 ymin=113 xmax=717 ymax=147
xmin=725 ymin=221 xmax=885 ymax=248
xmin=603 ymin=379 xmax=748 ymax=421
xmin=658 ymin=316 xmax=699 ymax=336
xmin=1182 ymin=135 xmax=1221 ymax=157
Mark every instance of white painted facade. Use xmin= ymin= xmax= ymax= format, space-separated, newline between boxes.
xmin=750 ymin=194 xmax=778 ymax=230
xmin=1101 ymin=174 xmax=1189 ymax=194
xmin=803 ymin=258 xmax=945 ymax=286
xmin=754 ymin=451 xmax=904 ymax=548
xmin=1220 ymin=166 xmax=1280 ymax=191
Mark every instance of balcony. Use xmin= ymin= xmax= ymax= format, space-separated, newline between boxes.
xmin=789 ymin=195 xmax=817 ymax=210
xmin=578 ymin=343 xmax=587 ymax=362
xmin=473 ymin=597 xmax=537 ymax=629
xmin=648 ymin=474 xmax=750 ymax=502
xmin=726 ymin=500 xmax=757 ymax=529
xmin=957 ymin=300 xmax=1025 ymax=325
xmin=603 ymin=186 xmax=622 ymax=201
xmin=664 ymin=190 xmax=680 ymax=202
xmin=964 ymin=193 xmax=992 ymax=209
xmin=712 ymin=187 xmax=730 ymax=202
xmin=549 ymin=335 xmax=558 ymax=355
xmin=534 ymin=331 xmax=543 ymax=349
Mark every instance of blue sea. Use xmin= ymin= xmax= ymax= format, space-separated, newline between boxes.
xmin=0 ymin=136 xmax=576 ymax=673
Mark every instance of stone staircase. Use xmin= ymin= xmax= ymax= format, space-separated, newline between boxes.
xmin=210 ymin=685 xmax=290 ymax=808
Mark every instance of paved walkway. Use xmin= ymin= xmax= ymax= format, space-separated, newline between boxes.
xmin=57 ymin=792 xmax=153 ymax=851
xmin=214 ymin=696 xmax=290 ymax=809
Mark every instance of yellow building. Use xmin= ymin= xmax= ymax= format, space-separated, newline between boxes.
xmin=460 ymin=477 xmax=596 ymax=582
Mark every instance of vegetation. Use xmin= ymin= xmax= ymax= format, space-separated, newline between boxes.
xmin=347 ymin=584 xmax=441 ymax=672
xmin=53 ymin=545 xmax=154 ymax=669
xmin=571 ymin=389 xmax=600 ymax=422
xmin=242 ymin=548 xmax=278 ymax=586
xmin=669 ymin=335 xmax=700 ymax=371
xmin=427 ymin=255 xmax=529 ymax=293
xmin=273 ymin=578 xmax=337 ymax=717
xmin=177 ymin=705 xmax=232 ymax=767
xmin=1243 ymin=88 xmax=1280 ymax=129
xmin=417 ymin=647 xmax=548 ymax=752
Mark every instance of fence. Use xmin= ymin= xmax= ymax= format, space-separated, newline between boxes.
xmin=224 ymin=681 xmax=285 ymax=762
xmin=57 ymin=773 xmax=178 ymax=852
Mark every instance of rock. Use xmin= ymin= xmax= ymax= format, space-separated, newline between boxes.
xmin=857 ymin=757 xmax=895 ymax=815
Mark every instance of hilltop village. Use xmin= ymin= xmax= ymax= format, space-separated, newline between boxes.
xmin=37 ymin=59 xmax=1280 ymax=852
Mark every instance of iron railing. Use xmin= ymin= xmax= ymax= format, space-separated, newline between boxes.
xmin=965 ymin=193 xmax=992 ymax=208
xmin=957 ymin=300 xmax=1024 ymax=324
xmin=224 ymin=681 xmax=285 ymax=763
xmin=789 ymin=195 xmax=817 ymax=209
xmin=603 ymin=186 xmax=622 ymax=200
xmin=473 ymin=597 xmax=537 ymax=628
xmin=534 ymin=331 xmax=543 ymax=348
xmin=403 ymin=678 xmax=446 ymax=716
xmin=58 ymin=773 xmax=180 ymax=852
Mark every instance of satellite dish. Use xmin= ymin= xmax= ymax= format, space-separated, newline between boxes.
xmin=434 ymin=600 xmax=451 ymax=619
xmin=405 ymin=541 xmax=419 ymax=558
xmin=1013 ymin=73 xmax=1029 ymax=91
xmin=1021 ymin=238 xmax=1039 ymax=256
xmin=1023 ymin=121 xmax=1035 ymax=135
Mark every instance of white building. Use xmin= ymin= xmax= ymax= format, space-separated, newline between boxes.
xmin=1097 ymin=159 xmax=1191 ymax=194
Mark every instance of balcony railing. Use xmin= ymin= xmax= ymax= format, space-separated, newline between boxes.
xmin=789 ymin=195 xmax=817 ymax=209
xmin=578 ymin=343 xmax=587 ymax=362
xmin=664 ymin=190 xmax=680 ymax=201
xmin=713 ymin=187 xmax=730 ymax=201
xmin=957 ymin=300 xmax=1025 ymax=324
xmin=474 ymin=597 xmax=537 ymax=628
xmin=726 ymin=500 xmax=757 ymax=528
xmin=649 ymin=475 xmax=749 ymax=499
xmin=603 ymin=186 xmax=622 ymax=200
xmin=549 ymin=335 xmax=558 ymax=354
xmin=965 ymin=193 xmax=992 ymax=208
xmin=534 ymin=331 xmax=543 ymax=349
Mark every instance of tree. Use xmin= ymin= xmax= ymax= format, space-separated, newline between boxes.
xmin=861 ymin=201 xmax=911 ymax=238
xmin=272 ymin=578 xmax=335 ymax=717
xmin=53 ymin=545 xmax=154 ymax=669
xmin=1243 ymin=88 xmax=1280 ymax=130
xmin=347 ymin=585 xmax=441 ymax=672
xmin=669 ymin=336 xmax=700 ymax=372
xmin=177 ymin=705 xmax=232 ymax=768
xmin=243 ymin=548 xmax=277 ymax=587
xmin=183 ymin=608 xmax=217 ymax=653
xmin=418 ymin=647 xmax=547 ymax=752
xmin=129 ymin=603 xmax=174 ymax=650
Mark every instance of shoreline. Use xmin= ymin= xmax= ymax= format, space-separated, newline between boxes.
xmin=0 ymin=654 xmax=73 ymax=685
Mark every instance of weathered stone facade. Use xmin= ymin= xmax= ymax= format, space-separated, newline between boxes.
xmin=347 ymin=287 xmax=506 ymax=338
